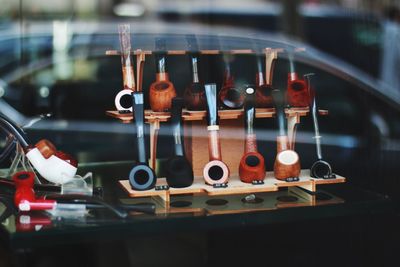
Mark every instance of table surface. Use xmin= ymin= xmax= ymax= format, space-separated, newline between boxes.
xmin=0 ymin=161 xmax=395 ymax=250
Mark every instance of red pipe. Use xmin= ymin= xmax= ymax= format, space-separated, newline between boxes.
xmin=286 ymin=72 xmax=310 ymax=107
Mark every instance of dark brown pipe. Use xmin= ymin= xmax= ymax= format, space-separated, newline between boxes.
xmin=239 ymin=86 xmax=266 ymax=183
xmin=272 ymin=89 xmax=301 ymax=180
xmin=184 ymin=35 xmax=206 ymax=111
xmin=203 ymin=84 xmax=230 ymax=185
xmin=184 ymin=54 xmax=206 ymax=110
xmin=256 ymin=48 xmax=277 ymax=108
xmin=218 ymin=55 xmax=245 ymax=109
xmin=149 ymin=38 xmax=177 ymax=112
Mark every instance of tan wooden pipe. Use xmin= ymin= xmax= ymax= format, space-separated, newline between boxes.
xmin=203 ymin=84 xmax=230 ymax=185
xmin=118 ymin=24 xmax=136 ymax=91
xmin=149 ymin=38 xmax=177 ymax=112
xmin=255 ymin=48 xmax=277 ymax=108
xmin=114 ymin=24 xmax=135 ymax=111
xmin=272 ymin=89 xmax=301 ymax=180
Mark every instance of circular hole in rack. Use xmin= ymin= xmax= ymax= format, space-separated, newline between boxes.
xmin=315 ymin=192 xmax=333 ymax=201
xmin=170 ymin=200 xmax=193 ymax=208
xmin=276 ymin=195 xmax=298 ymax=203
xmin=206 ymin=199 xmax=228 ymax=206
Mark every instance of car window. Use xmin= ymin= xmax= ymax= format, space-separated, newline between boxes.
xmin=5 ymin=56 xmax=121 ymax=119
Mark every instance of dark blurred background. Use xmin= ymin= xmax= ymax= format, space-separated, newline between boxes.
xmin=0 ymin=0 xmax=394 ymax=76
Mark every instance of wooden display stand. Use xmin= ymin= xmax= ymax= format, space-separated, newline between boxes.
xmin=118 ymin=170 xmax=345 ymax=205
xmin=107 ymin=108 xmax=345 ymax=207
xmin=120 ymin=184 xmax=344 ymax=215
xmin=106 ymin=107 xmax=328 ymax=175
xmin=106 ymin=47 xmax=345 ymax=207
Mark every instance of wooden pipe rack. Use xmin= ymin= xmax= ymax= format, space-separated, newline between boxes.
xmin=105 ymin=47 xmax=300 ymax=56
xmin=121 ymin=187 xmax=344 ymax=215
xmin=107 ymin=49 xmax=258 ymax=56
xmin=106 ymin=107 xmax=328 ymax=169
xmin=107 ymin=46 xmax=345 ymax=206
xmin=119 ymin=170 xmax=345 ymax=206
xmin=107 ymin=107 xmax=345 ymax=207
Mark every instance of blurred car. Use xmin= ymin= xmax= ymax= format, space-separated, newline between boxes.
xmin=157 ymin=2 xmax=382 ymax=77
xmin=0 ymin=21 xmax=399 ymax=197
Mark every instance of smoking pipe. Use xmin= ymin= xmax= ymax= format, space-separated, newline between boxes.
xmin=165 ymin=97 xmax=194 ymax=188
xmin=12 ymin=171 xmax=152 ymax=217
xmin=218 ymin=54 xmax=245 ymax=109
xmin=255 ymin=48 xmax=277 ymax=108
xmin=203 ymin=83 xmax=230 ymax=185
xmin=272 ymin=89 xmax=301 ymax=180
xmin=286 ymin=53 xmax=309 ymax=107
xmin=184 ymin=35 xmax=206 ymax=110
xmin=129 ymin=92 xmax=157 ymax=191
xmin=13 ymin=171 xmax=56 ymax=211
xmin=239 ymin=86 xmax=266 ymax=183
xmin=149 ymin=38 xmax=177 ymax=112
xmin=0 ymin=114 xmax=78 ymax=184
xmin=305 ymin=74 xmax=334 ymax=179
xmin=115 ymin=24 xmax=136 ymax=112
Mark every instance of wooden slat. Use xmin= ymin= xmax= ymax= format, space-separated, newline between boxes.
xmin=106 ymin=49 xmax=257 ymax=56
xmin=119 ymin=170 xmax=346 ymax=201
xmin=105 ymin=47 xmax=305 ymax=56
xmin=106 ymin=108 xmax=328 ymax=123
xmin=105 ymin=50 xmax=152 ymax=56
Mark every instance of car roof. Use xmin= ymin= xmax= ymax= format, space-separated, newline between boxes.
xmin=0 ymin=21 xmax=398 ymax=110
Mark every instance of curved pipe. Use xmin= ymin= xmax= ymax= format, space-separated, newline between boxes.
xmin=305 ymin=74 xmax=333 ymax=178
xmin=149 ymin=38 xmax=177 ymax=111
xmin=165 ymin=97 xmax=194 ymax=188
xmin=272 ymin=89 xmax=301 ymax=180
xmin=26 ymin=148 xmax=77 ymax=184
xmin=0 ymin=115 xmax=77 ymax=184
xmin=239 ymin=86 xmax=266 ymax=183
xmin=218 ymin=55 xmax=245 ymax=109
xmin=129 ymin=92 xmax=156 ymax=191
xmin=255 ymin=48 xmax=276 ymax=108
xmin=203 ymin=84 xmax=230 ymax=185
